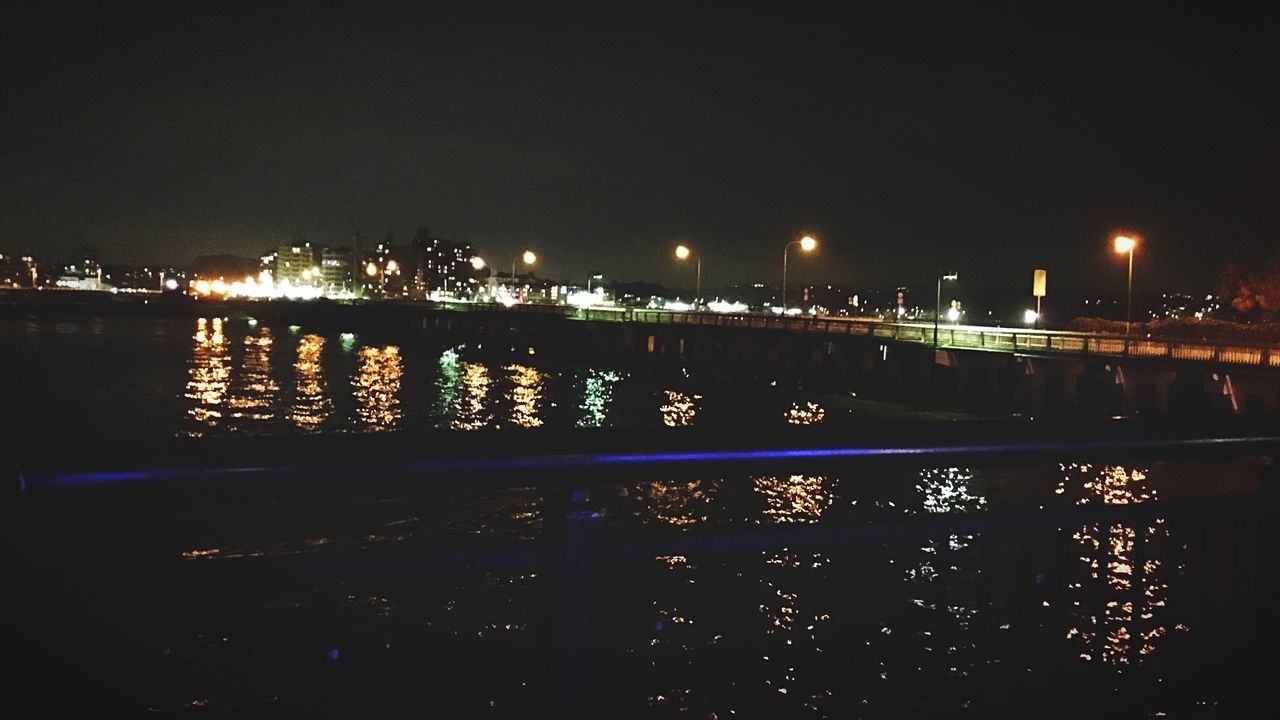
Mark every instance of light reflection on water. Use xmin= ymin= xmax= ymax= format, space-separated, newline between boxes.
xmin=354 ymin=345 xmax=403 ymax=431
xmin=504 ymin=364 xmax=545 ymax=428
xmin=184 ymin=317 xmax=230 ymax=436
xmin=290 ymin=334 xmax=331 ymax=432
xmin=660 ymin=389 xmax=699 ymax=427
xmin=1056 ymin=463 xmax=1181 ymax=666
xmin=227 ymin=327 xmax=277 ymax=426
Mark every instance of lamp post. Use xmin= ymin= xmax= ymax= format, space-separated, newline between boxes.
xmin=782 ymin=235 xmax=817 ymax=311
xmin=1113 ymin=235 xmax=1136 ymax=335
xmin=934 ymin=270 xmax=958 ymax=348
xmin=674 ymin=245 xmax=701 ymax=305
xmin=511 ymin=250 xmax=537 ymax=289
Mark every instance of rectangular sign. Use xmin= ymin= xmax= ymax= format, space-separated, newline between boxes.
xmin=1033 ymin=269 xmax=1047 ymax=297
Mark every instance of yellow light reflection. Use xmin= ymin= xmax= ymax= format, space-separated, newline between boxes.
xmin=227 ymin=327 xmax=278 ymax=425
xmin=632 ymin=480 xmax=720 ymax=526
xmin=290 ymin=334 xmax=331 ymax=432
xmin=1057 ymin=463 xmax=1179 ymax=666
xmin=504 ymin=364 xmax=545 ymax=428
xmin=184 ymin=317 xmax=230 ymax=435
xmin=354 ymin=345 xmax=403 ymax=431
xmin=754 ymin=474 xmax=833 ymax=524
xmin=660 ymin=389 xmax=699 ymax=427
xmin=786 ymin=401 xmax=825 ymax=425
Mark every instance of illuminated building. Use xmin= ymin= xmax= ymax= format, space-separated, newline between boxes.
xmin=320 ymin=247 xmax=353 ymax=295
xmin=413 ymin=228 xmax=477 ymax=296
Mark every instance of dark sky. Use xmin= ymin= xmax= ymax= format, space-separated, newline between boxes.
xmin=3 ymin=1 xmax=1278 ymax=293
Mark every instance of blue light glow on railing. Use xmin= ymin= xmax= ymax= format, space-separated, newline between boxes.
xmin=33 ymin=436 xmax=1280 ymax=488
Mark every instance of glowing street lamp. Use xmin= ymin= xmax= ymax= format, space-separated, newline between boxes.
xmin=675 ymin=244 xmax=701 ymax=304
xmin=470 ymin=256 xmax=486 ymax=270
xmin=511 ymin=250 xmax=537 ymax=291
xmin=1113 ymin=234 xmax=1137 ymax=335
xmin=366 ymin=262 xmax=378 ymax=277
xmin=782 ymin=235 xmax=817 ymax=310
xmin=934 ymin=270 xmax=958 ymax=348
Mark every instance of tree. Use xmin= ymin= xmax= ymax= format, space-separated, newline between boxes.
xmin=1221 ymin=253 xmax=1280 ymax=321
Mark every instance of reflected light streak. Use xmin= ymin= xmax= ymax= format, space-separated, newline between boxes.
xmin=354 ymin=345 xmax=403 ymax=431
xmin=754 ymin=474 xmax=833 ymax=524
xmin=578 ymin=370 xmax=621 ymax=428
xmin=184 ymin=317 xmax=230 ymax=436
xmin=786 ymin=401 xmax=825 ymax=425
xmin=227 ymin=327 xmax=278 ymax=426
xmin=290 ymin=334 xmax=331 ymax=432
xmin=504 ymin=364 xmax=545 ymax=428
xmin=660 ymin=389 xmax=699 ymax=427
xmin=632 ymin=480 xmax=720 ymax=526
xmin=1057 ymin=463 xmax=1178 ymax=666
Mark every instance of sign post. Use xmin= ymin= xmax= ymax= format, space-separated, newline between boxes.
xmin=1032 ymin=269 xmax=1047 ymax=329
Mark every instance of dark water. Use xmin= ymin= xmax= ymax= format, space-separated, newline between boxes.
xmin=0 ymin=315 xmax=904 ymax=439
xmin=6 ymin=316 xmax=1272 ymax=717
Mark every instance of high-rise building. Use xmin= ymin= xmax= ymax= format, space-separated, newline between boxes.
xmin=321 ymin=247 xmax=352 ymax=294
xmin=412 ymin=228 xmax=475 ymax=296
xmin=273 ymin=242 xmax=318 ymax=288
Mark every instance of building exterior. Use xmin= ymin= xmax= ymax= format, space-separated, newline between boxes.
xmin=412 ymin=228 xmax=475 ymax=296
xmin=271 ymin=242 xmax=318 ymax=289
xmin=320 ymin=247 xmax=352 ymax=295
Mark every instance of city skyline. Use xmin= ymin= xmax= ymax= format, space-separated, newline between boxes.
xmin=4 ymin=3 xmax=1279 ymax=292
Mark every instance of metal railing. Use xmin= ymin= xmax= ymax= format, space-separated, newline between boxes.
xmin=429 ymin=301 xmax=1280 ymax=369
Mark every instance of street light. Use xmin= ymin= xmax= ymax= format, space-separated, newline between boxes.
xmin=511 ymin=250 xmax=537 ymax=287
xmin=782 ymin=235 xmax=817 ymax=311
xmin=934 ymin=271 xmax=958 ymax=348
xmin=470 ymin=256 xmax=486 ymax=270
xmin=1113 ymin=234 xmax=1137 ymax=335
xmin=675 ymin=244 xmax=701 ymax=305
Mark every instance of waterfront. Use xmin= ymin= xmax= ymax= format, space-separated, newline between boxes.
xmin=5 ymin=314 xmax=1272 ymax=717
xmin=14 ymin=452 xmax=1267 ymax=717
xmin=0 ymin=314 xmax=963 ymax=441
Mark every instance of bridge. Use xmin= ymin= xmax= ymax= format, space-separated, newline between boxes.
xmin=388 ymin=301 xmax=1280 ymax=417
xmin=458 ymin=302 xmax=1280 ymax=370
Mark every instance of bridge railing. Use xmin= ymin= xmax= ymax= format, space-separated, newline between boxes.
xmin=426 ymin=301 xmax=1280 ymax=369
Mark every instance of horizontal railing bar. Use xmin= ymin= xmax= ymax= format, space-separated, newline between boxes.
xmin=14 ymin=421 xmax=1280 ymax=493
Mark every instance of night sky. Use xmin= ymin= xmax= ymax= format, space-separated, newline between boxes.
xmin=3 ymin=2 xmax=1278 ymax=293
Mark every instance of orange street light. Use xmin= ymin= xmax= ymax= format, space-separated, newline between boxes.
xmin=782 ymin=235 xmax=818 ymax=310
xmin=1113 ymin=235 xmax=1137 ymax=335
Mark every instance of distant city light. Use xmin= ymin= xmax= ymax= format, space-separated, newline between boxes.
xmin=706 ymin=299 xmax=749 ymax=313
